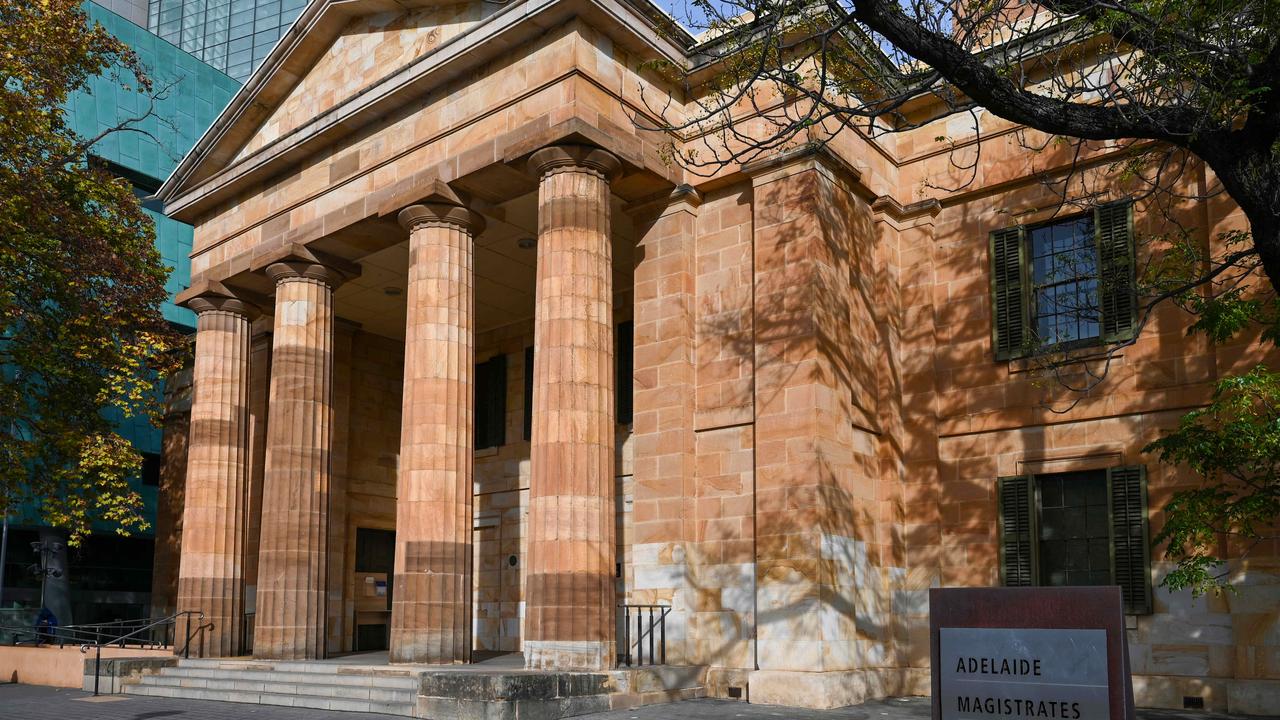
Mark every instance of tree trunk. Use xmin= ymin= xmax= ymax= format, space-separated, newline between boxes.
xmin=1198 ymin=143 xmax=1280 ymax=291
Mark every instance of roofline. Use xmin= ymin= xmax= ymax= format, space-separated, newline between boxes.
xmin=156 ymin=0 xmax=696 ymax=207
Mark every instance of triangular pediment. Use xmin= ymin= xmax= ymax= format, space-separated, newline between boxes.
xmin=158 ymin=0 xmax=697 ymax=219
xmin=234 ymin=2 xmax=493 ymax=163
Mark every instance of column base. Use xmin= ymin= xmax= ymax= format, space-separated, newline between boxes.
xmin=524 ymin=640 xmax=613 ymax=671
xmin=389 ymin=630 xmax=469 ymax=665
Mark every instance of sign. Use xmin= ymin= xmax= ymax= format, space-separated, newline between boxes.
xmin=939 ymin=628 xmax=1108 ymax=719
xmin=930 ymin=587 xmax=1135 ymax=720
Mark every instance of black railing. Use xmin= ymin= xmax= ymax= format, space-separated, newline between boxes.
xmin=79 ymin=610 xmax=211 ymax=696
xmin=617 ymin=604 xmax=670 ymax=666
xmin=0 ymin=611 xmax=211 ymax=696
xmin=1 ymin=614 xmax=186 ymax=649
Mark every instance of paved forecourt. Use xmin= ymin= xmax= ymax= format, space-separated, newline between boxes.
xmin=2 ymin=685 xmax=1275 ymax=720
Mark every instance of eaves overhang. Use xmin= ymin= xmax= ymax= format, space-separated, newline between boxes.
xmin=157 ymin=0 xmax=698 ymax=222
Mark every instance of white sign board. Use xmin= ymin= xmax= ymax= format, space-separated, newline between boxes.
xmin=939 ymin=627 xmax=1109 ymax=720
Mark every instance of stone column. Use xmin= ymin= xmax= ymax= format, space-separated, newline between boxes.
xmin=390 ymin=197 xmax=485 ymax=664
xmin=176 ymin=292 xmax=256 ymax=657
xmin=254 ymin=258 xmax=348 ymax=660
xmin=524 ymin=145 xmax=621 ymax=671
xmin=150 ymin=363 xmax=192 ymax=621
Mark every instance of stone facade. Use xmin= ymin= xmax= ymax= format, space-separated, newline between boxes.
xmin=157 ymin=0 xmax=1278 ymax=713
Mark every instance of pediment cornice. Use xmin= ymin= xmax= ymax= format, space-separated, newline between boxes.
xmin=158 ymin=0 xmax=696 ymax=221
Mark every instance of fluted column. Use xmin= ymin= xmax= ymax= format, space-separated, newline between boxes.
xmin=254 ymin=259 xmax=347 ymax=660
xmin=525 ymin=145 xmax=621 ymax=671
xmin=176 ymin=292 xmax=257 ymax=657
xmin=390 ymin=198 xmax=485 ymax=664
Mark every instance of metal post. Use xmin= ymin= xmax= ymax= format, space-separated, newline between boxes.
xmin=621 ymin=606 xmax=630 ymax=666
xmin=93 ymin=644 xmax=101 ymax=696
xmin=0 ymin=508 xmax=8 ymax=608
xmin=660 ymin=609 xmax=666 ymax=665
xmin=635 ymin=610 xmax=643 ymax=665
xmin=647 ymin=607 xmax=654 ymax=665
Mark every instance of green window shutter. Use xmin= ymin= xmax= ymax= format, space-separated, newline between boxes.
xmin=1096 ymin=201 xmax=1137 ymax=342
xmin=990 ymin=227 xmax=1029 ymax=360
xmin=998 ymin=475 xmax=1037 ymax=586
xmin=1108 ymin=465 xmax=1152 ymax=615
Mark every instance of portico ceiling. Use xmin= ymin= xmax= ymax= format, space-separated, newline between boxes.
xmin=333 ymin=191 xmax=637 ymax=340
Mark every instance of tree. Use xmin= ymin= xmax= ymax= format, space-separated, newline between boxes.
xmin=647 ymin=0 xmax=1280 ymax=593
xmin=1144 ymin=366 xmax=1280 ymax=596
xmin=0 ymin=0 xmax=180 ymax=543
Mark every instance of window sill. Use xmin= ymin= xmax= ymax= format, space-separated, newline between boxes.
xmin=1006 ymin=348 xmax=1126 ymax=375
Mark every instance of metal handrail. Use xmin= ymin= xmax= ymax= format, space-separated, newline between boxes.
xmin=618 ymin=603 xmax=670 ymax=667
xmin=0 ymin=614 xmax=184 ymax=649
xmin=78 ymin=610 xmax=209 ymax=696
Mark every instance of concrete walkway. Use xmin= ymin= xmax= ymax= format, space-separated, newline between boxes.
xmin=1 ymin=683 xmax=1274 ymax=720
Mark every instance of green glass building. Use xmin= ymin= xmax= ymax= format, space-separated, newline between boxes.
xmin=0 ymin=2 xmax=240 ymax=626
xmin=148 ymin=0 xmax=307 ymax=81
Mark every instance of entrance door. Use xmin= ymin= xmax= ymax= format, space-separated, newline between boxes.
xmin=353 ymin=528 xmax=394 ymax=651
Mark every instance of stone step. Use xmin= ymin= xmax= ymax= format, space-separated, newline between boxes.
xmin=176 ymin=657 xmax=416 ymax=678
xmin=145 ymin=666 xmax=420 ymax=689
xmin=123 ymin=683 xmax=414 ymax=715
xmin=131 ymin=673 xmax=417 ymax=702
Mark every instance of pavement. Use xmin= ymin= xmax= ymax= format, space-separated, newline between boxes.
xmin=0 ymin=684 xmax=1275 ymax=720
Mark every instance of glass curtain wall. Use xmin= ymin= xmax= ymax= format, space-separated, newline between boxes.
xmin=148 ymin=0 xmax=306 ymax=81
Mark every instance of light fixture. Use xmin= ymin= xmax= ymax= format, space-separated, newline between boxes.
xmin=517 ymin=236 xmax=536 ymax=250
xmin=383 ymin=286 xmax=403 ymax=296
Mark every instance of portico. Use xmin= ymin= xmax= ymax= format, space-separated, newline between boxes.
xmin=157 ymin=0 xmax=898 ymax=694
xmin=173 ymin=137 xmax=646 ymax=671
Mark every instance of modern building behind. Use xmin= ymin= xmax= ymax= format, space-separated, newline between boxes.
xmin=148 ymin=0 xmax=308 ymax=81
xmin=0 ymin=2 xmax=239 ymax=627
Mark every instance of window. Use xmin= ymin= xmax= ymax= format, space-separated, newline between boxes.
xmin=990 ymin=201 xmax=1136 ymax=359
xmin=475 ymin=354 xmax=507 ymax=450
xmin=616 ymin=321 xmax=633 ymax=426
xmin=523 ymin=346 xmax=534 ymax=442
xmin=141 ymin=452 xmax=162 ymax=487
xmin=998 ymin=466 xmax=1152 ymax=614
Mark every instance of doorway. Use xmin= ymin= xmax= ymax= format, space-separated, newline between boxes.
xmin=353 ymin=527 xmax=394 ymax=652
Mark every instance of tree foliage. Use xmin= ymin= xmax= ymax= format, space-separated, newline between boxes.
xmin=0 ymin=0 xmax=180 ymax=543
xmin=1144 ymin=366 xmax=1280 ymax=596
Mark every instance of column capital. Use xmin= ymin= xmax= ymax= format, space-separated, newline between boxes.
xmin=181 ymin=279 xmax=261 ymax=319
xmin=251 ymin=242 xmax=361 ymax=291
xmin=265 ymin=261 xmax=350 ymax=289
xmin=528 ymin=144 xmax=622 ymax=181
xmin=398 ymin=202 xmax=486 ymax=236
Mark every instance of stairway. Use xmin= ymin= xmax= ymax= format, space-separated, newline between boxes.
xmin=121 ymin=657 xmax=419 ymax=715
xmin=120 ymin=655 xmax=707 ymax=719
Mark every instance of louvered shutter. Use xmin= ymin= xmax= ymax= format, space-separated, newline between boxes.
xmin=990 ymin=227 xmax=1029 ymax=360
xmin=1109 ymin=465 xmax=1152 ymax=614
xmin=1096 ymin=201 xmax=1137 ymax=342
xmin=998 ymin=475 xmax=1037 ymax=586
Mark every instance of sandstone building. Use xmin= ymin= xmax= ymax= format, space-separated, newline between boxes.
xmin=152 ymin=0 xmax=1279 ymax=713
